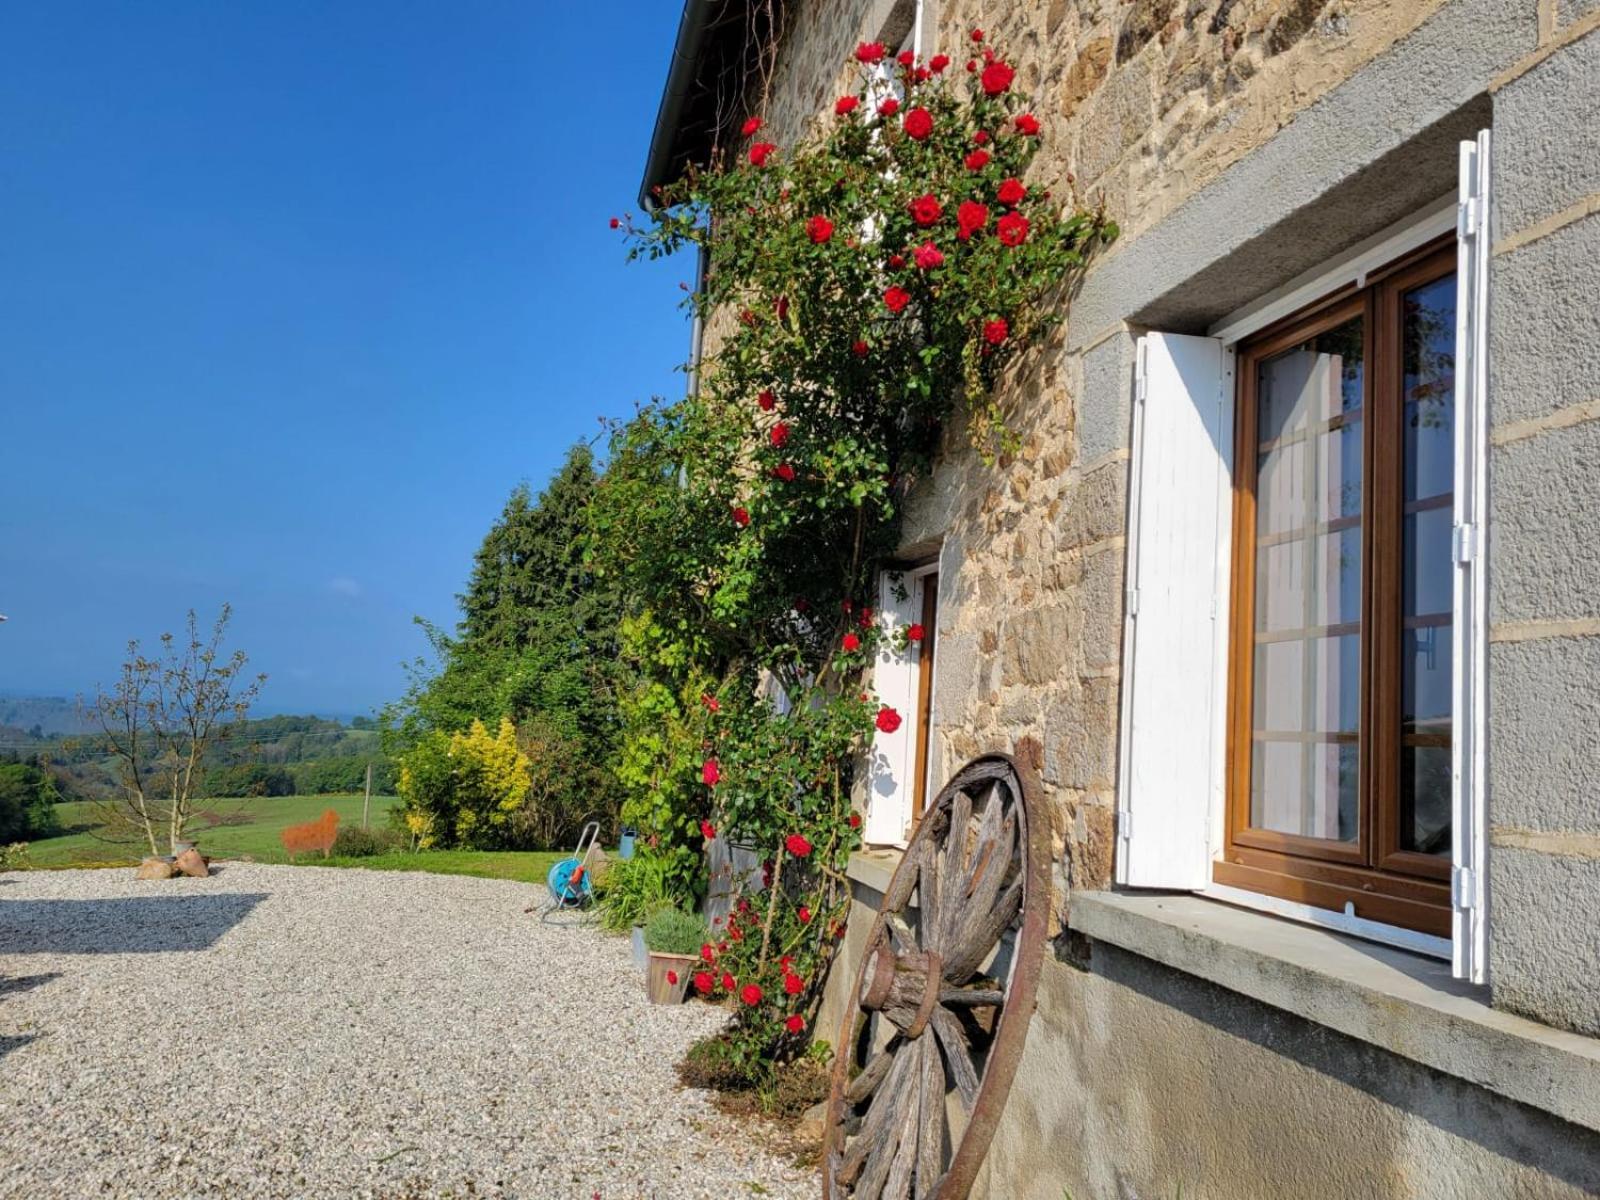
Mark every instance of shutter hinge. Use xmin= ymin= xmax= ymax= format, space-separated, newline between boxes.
xmin=1126 ymin=587 xmax=1140 ymax=616
xmin=1118 ymin=810 xmax=1132 ymax=843
xmin=1458 ymin=197 xmax=1481 ymax=240
xmin=1453 ymin=866 xmax=1477 ymax=910
xmin=1453 ymin=523 xmax=1477 ymax=565
xmin=1135 ymin=340 xmax=1149 ymax=405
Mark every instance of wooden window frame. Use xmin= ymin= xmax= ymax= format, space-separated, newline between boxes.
xmin=910 ymin=570 xmax=939 ymax=825
xmin=1215 ymin=238 xmax=1457 ymax=938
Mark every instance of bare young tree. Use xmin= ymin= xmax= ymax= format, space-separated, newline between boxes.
xmin=87 ymin=605 xmax=266 ymax=856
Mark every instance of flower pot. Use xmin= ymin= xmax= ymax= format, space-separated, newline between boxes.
xmin=644 ymin=952 xmax=696 ymax=1004
xmin=630 ymin=926 xmax=649 ymax=972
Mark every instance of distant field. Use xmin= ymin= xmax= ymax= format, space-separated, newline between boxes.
xmin=23 ymin=793 xmax=404 ymax=868
xmin=18 ymin=795 xmax=567 ymax=888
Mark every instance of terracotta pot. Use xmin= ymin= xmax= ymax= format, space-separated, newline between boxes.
xmin=644 ymin=952 xmax=697 ymax=1004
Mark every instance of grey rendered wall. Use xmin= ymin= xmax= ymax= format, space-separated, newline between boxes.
xmin=1485 ymin=15 xmax=1600 ymax=1037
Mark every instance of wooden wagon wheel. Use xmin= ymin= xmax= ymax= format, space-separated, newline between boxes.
xmin=822 ymin=753 xmax=1049 ymax=1200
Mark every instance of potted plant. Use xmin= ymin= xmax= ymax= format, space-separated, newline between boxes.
xmin=643 ymin=906 xmax=705 ymax=1005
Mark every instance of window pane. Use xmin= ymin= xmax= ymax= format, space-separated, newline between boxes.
xmin=1399 ymin=274 xmax=1456 ymax=856
xmin=1249 ymin=316 xmax=1363 ymax=844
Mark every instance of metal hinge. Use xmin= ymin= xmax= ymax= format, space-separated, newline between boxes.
xmin=1458 ymin=197 xmax=1481 ymax=240
xmin=1126 ymin=587 xmax=1140 ymax=616
xmin=1453 ymin=523 xmax=1477 ymax=565
xmin=1118 ymin=810 xmax=1133 ymax=843
xmin=1453 ymin=866 xmax=1477 ymax=910
xmin=1135 ymin=340 xmax=1149 ymax=405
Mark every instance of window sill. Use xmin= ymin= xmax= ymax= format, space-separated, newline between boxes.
xmin=1068 ymin=890 xmax=1600 ymax=1135
xmin=846 ymin=847 xmax=905 ymax=897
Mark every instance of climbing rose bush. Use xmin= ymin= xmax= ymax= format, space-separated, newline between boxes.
xmin=595 ymin=29 xmax=1115 ymax=1074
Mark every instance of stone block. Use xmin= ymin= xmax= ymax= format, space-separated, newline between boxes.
xmin=1558 ymin=0 xmax=1600 ymax=26
xmin=934 ymin=631 xmax=979 ymax=727
xmin=1488 ymin=214 xmax=1600 ymax=427
xmin=1493 ymin=27 xmax=1600 ymax=236
xmin=173 ymin=848 xmax=209 ymax=878
xmin=1077 ymin=331 xmax=1136 ymax=464
xmin=1488 ymin=415 xmax=1600 ymax=625
xmin=1077 ymin=545 xmax=1125 ymax=672
xmin=1001 ymin=604 xmax=1079 ymax=687
xmin=1074 ymin=52 xmax=1154 ymax=186
xmin=1489 ymin=844 xmax=1600 ymax=1036
xmin=135 ymin=858 xmax=174 ymax=881
xmin=1488 ymin=635 xmax=1600 ymax=834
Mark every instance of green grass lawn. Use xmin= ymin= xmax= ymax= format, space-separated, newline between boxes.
xmin=19 ymin=794 xmax=566 ymax=887
xmin=25 ymin=793 xmax=402 ymax=867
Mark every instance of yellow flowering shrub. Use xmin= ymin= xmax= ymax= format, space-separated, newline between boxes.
xmin=397 ymin=717 xmax=532 ymax=849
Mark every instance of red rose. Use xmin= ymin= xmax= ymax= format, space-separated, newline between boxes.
xmin=609 ymin=217 xmax=620 ymax=229
xmin=721 ymin=971 xmax=736 ymax=991
xmin=785 ymin=833 xmax=813 ymax=858
xmin=702 ymin=693 xmax=720 ymax=711
xmin=984 ymin=317 xmax=1009 ymax=345
xmin=974 ymin=130 xmax=991 ymax=145
xmin=957 ymin=200 xmax=989 ymax=240
xmin=965 ymin=59 xmax=977 ymax=72
xmin=731 ymin=506 xmax=749 ymax=528
xmin=693 ymin=971 xmax=714 ymax=994
xmin=878 ymin=97 xmax=900 ymax=117
xmin=739 ymin=308 xmax=757 ymax=326
xmin=700 ymin=943 xmax=715 ymax=961
xmin=907 ymin=623 xmax=925 ymax=642
xmin=981 ymin=61 xmax=1014 ymax=96
xmin=913 ymin=241 xmax=944 ymax=270
xmin=758 ymin=389 xmax=776 ymax=411
xmin=769 ymin=421 xmax=790 ymax=448
xmin=903 ymin=107 xmax=933 ymax=140
xmin=773 ymin=463 xmax=796 ymax=482
xmin=858 ymin=605 xmax=873 ymax=627
xmin=908 ymin=193 xmax=942 ymax=226
xmin=785 ymin=1014 xmax=806 ymax=1034
xmin=797 ymin=906 xmax=812 ymax=924
xmin=997 ymin=211 xmax=1030 ymax=246
xmin=852 ymin=339 xmax=869 ymax=357
xmin=875 ymin=706 xmax=903 ymax=733
xmin=741 ymin=116 xmax=763 ymax=137
xmin=897 ymin=49 xmax=915 ymax=67
xmin=914 ymin=67 xmax=931 ymax=83
xmin=807 ymin=215 xmax=834 ymax=244
xmin=749 ymin=142 xmax=777 ymax=166
xmin=835 ymin=95 xmax=860 ymax=116
xmin=740 ymin=983 xmax=763 ymax=1006
xmin=849 ymin=812 xmax=862 ymax=829
xmin=930 ymin=54 xmax=950 ymax=72
xmin=842 ymin=632 xmax=861 ymax=652
xmin=855 ymin=41 xmax=886 ymax=64
xmin=666 ymin=970 xmax=678 ymax=985
xmin=970 ymin=27 xmax=984 ymax=42
xmin=702 ymin=760 xmax=720 ymax=787
xmin=888 ymin=253 xmax=906 ymax=269
xmin=784 ymin=972 xmax=804 ymax=995
xmin=965 ymin=149 xmax=990 ymax=171
xmin=997 ymin=177 xmax=1027 ymax=205
xmin=883 ymin=285 xmax=912 ymax=314
xmin=1015 ymin=112 xmax=1040 ymax=135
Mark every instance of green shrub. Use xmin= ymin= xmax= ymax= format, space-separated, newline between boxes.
xmin=644 ymin=906 xmax=706 ymax=956
xmin=0 ymin=762 xmax=61 ymax=843
xmin=331 ymin=824 xmax=407 ymax=858
xmin=597 ymin=850 xmax=678 ymax=932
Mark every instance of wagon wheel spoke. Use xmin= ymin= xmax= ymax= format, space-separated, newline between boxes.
xmin=825 ymin=754 xmax=1048 ymax=1200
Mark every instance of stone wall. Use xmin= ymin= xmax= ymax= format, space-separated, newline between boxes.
xmin=1483 ymin=6 xmax=1600 ymax=1035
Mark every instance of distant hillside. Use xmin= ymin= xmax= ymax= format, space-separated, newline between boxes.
xmin=0 ymin=695 xmax=93 ymax=737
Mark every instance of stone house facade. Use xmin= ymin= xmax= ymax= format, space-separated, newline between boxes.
xmin=641 ymin=1 xmax=1600 ymax=1196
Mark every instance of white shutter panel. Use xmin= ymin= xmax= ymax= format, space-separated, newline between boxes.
xmin=1116 ymin=333 xmax=1232 ymax=889
xmin=1451 ymin=131 xmax=1491 ymax=983
xmin=865 ymin=573 xmax=920 ymax=846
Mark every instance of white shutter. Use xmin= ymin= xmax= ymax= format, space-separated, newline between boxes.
xmin=1116 ymin=333 xmax=1233 ymax=889
xmin=865 ymin=573 xmax=920 ymax=845
xmin=1451 ymin=131 xmax=1491 ymax=983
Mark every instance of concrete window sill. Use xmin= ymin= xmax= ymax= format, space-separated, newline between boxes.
xmin=1068 ymin=890 xmax=1600 ymax=1134
xmin=846 ymin=847 xmax=904 ymax=897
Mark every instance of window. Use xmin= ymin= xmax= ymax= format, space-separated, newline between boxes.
xmin=1216 ymin=241 xmax=1457 ymax=936
xmin=1115 ymin=129 xmax=1492 ymax=980
xmin=864 ymin=564 xmax=939 ymax=845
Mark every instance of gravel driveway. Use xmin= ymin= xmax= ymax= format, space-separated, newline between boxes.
xmin=0 ymin=864 xmax=813 ymax=1199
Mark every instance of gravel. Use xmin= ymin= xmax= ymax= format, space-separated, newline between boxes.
xmin=0 ymin=864 xmax=813 ymax=1199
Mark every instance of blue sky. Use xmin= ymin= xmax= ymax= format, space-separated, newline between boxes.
xmin=0 ymin=2 xmax=692 ymax=717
